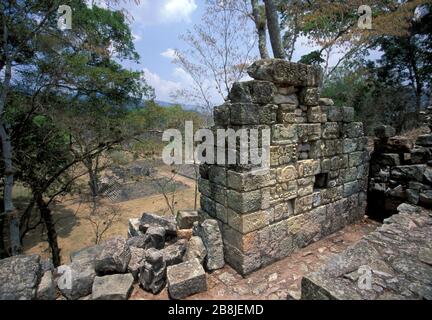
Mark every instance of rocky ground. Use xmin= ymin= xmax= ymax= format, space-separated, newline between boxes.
xmin=130 ymin=218 xmax=379 ymax=300
xmin=302 ymin=204 xmax=432 ymax=300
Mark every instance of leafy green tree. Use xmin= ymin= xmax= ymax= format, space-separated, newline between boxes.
xmin=1 ymin=1 xmax=153 ymax=262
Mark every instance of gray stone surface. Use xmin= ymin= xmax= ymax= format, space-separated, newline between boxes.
xmin=92 ymin=274 xmax=134 ymax=300
xmin=139 ymin=212 xmax=177 ymax=236
xmin=177 ymin=210 xmax=200 ymax=229
xmin=199 ymin=59 xmax=369 ymax=275
xmin=162 ymin=240 xmax=187 ymax=266
xmin=128 ymin=247 xmax=146 ymax=280
xmin=95 ymin=237 xmax=131 ymax=275
xmin=57 ymin=259 xmax=96 ymax=300
xmin=36 ymin=271 xmax=56 ymax=300
xmin=184 ymin=236 xmax=207 ymax=264
xmin=167 ymin=258 xmax=207 ymax=299
xmin=247 ymin=59 xmax=323 ymax=87
xmin=139 ymin=249 xmax=166 ymax=294
xmin=193 ymin=220 xmax=225 ymax=271
xmin=301 ymin=205 xmax=432 ymax=300
xmin=0 ymin=254 xmax=41 ymax=300
xmin=128 ymin=218 xmax=143 ymax=238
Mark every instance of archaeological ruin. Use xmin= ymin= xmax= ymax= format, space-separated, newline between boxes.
xmin=199 ymin=59 xmax=369 ymax=275
xmin=0 ymin=59 xmax=431 ymax=301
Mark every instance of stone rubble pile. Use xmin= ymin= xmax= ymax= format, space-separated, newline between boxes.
xmin=199 ymin=59 xmax=369 ymax=275
xmin=369 ymin=124 xmax=432 ymax=219
xmin=0 ymin=210 xmax=224 ymax=300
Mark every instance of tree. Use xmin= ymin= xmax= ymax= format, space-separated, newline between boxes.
xmin=0 ymin=0 xmax=59 ymax=255
xmin=1 ymin=1 xmax=153 ymax=262
xmin=264 ymin=0 xmax=285 ymax=59
xmin=251 ymin=0 xmax=270 ymax=59
xmin=173 ymin=0 xmax=257 ymax=116
xmin=375 ymin=3 xmax=432 ymax=116
xmin=280 ymin=0 xmax=431 ymax=78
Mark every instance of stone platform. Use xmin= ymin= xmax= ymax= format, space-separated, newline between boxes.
xmin=301 ymin=204 xmax=432 ymax=300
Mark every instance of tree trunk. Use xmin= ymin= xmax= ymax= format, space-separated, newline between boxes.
xmin=36 ymin=194 xmax=61 ymax=267
xmin=251 ymin=0 xmax=270 ymax=59
xmin=84 ymin=157 xmax=100 ymax=199
xmin=263 ymin=0 xmax=285 ymax=59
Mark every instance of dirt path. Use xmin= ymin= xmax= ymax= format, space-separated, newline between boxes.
xmin=23 ymin=175 xmax=198 ymax=264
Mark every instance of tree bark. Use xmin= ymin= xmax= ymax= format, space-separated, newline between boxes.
xmin=263 ymin=0 xmax=285 ymax=59
xmin=36 ymin=194 xmax=61 ymax=267
xmin=251 ymin=0 xmax=270 ymax=59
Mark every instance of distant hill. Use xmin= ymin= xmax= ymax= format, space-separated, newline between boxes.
xmin=155 ymin=100 xmax=199 ymax=111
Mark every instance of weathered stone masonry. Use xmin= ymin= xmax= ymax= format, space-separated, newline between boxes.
xmin=198 ymin=59 xmax=370 ymax=275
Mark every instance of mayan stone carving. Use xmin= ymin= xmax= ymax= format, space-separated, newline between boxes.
xmin=198 ymin=59 xmax=370 ymax=275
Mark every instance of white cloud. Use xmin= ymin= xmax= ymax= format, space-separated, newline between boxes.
xmin=161 ymin=0 xmax=197 ymax=23
xmin=172 ymin=67 xmax=194 ymax=85
xmin=161 ymin=48 xmax=178 ymax=60
xmin=121 ymin=0 xmax=197 ymax=26
xmin=143 ymin=68 xmax=182 ymax=101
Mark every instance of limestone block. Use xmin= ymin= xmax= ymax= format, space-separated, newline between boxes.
xmin=272 ymin=124 xmax=298 ymax=144
xmin=214 ymin=104 xmax=230 ymax=126
xmin=229 ymin=80 xmax=276 ymax=104
xmin=295 ymin=195 xmax=314 ymax=215
xmin=227 ymin=209 xmax=267 ymax=234
xmin=297 ymin=159 xmax=321 ymax=178
xmin=300 ymin=87 xmax=320 ymax=106
xmin=167 ymin=259 xmax=207 ymax=300
xmin=327 ymin=106 xmax=343 ymax=122
xmin=276 ymin=165 xmax=298 ymax=183
xmin=270 ymin=144 xmax=298 ymax=166
xmin=247 ymin=59 xmax=323 ymax=87
xmin=177 ymin=210 xmax=200 ymax=230
xmin=342 ymin=107 xmax=355 ymax=123
xmin=297 ymin=124 xmax=321 ymax=142
xmin=227 ymin=189 xmax=262 ymax=214
xmin=307 ymin=106 xmax=323 ymax=123
xmin=229 ymin=103 xmax=277 ymax=125
xmin=343 ymin=122 xmax=364 ymax=138
xmin=322 ymin=122 xmax=340 ymax=139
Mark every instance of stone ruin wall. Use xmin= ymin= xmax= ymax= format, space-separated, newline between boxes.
xmin=368 ymin=107 xmax=432 ymax=220
xmin=198 ymin=59 xmax=370 ymax=275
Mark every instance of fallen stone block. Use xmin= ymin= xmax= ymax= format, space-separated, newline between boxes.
xmin=167 ymin=258 xmax=207 ymax=300
xmin=128 ymin=218 xmax=143 ymax=238
xmin=162 ymin=240 xmax=187 ymax=267
xmin=139 ymin=212 xmax=177 ymax=236
xmin=95 ymin=237 xmax=131 ymax=275
xmin=128 ymin=247 xmax=146 ymax=280
xmin=193 ymin=220 xmax=225 ymax=271
xmin=36 ymin=270 xmax=56 ymax=300
xmin=139 ymin=249 xmax=166 ymax=294
xmin=92 ymin=274 xmax=134 ymax=300
xmin=184 ymin=236 xmax=207 ymax=264
xmin=177 ymin=210 xmax=200 ymax=229
xmin=57 ymin=259 xmax=96 ymax=300
xmin=0 ymin=255 xmax=41 ymax=300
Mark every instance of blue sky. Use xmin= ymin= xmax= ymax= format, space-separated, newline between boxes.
xmin=106 ymin=0 xmax=380 ymax=104
xmin=114 ymin=0 xmax=206 ymax=103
